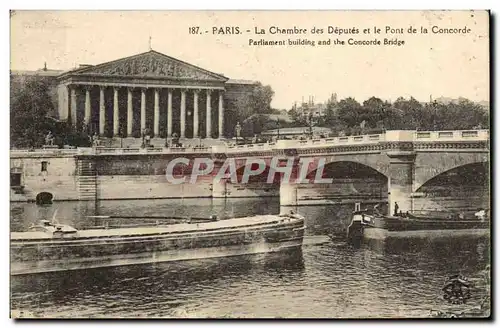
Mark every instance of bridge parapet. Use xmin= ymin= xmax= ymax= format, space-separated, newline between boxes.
xmin=213 ymin=142 xmax=276 ymax=154
xmin=78 ymin=146 xmax=211 ymax=156
xmin=414 ymin=129 xmax=489 ymax=142
xmin=274 ymin=134 xmax=385 ymax=150
xmin=10 ymin=148 xmax=80 ymax=158
xmin=10 ymin=130 xmax=489 ymax=158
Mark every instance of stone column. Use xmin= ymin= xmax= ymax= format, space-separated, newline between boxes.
xmin=59 ymin=85 xmax=70 ymax=122
xmin=206 ymin=89 xmax=212 ymax=138
xmin=218 ymin=90 xmax=224 ymax=138
xmin=127 ymin=88 xmax=133 ymax=137
xmin=154 ymin=88 xmax=160 ymax=137
xmin=277 ymin=157 xmax=303 ymax=213
xmin=180 ymin=89 xmax=186 ymax=138
xmin=113 ymin=87 xmax=119 ymax=137
xmin=84 ymin=87 xmax=91 ymax=127
xmin=387 ymin=151 xmax=416 ymax=215
xmin=167 ymin=89 xmax=173 ymax=138
xmin=140 ymin=88 xmax=146 ymax=132
xmin=70 ymin=86 xmax=77 ymax=127
xmin=193 ymin=90 xmax=199 ymax=138
xmin=99 ymin=86 xmax=106 ymax=136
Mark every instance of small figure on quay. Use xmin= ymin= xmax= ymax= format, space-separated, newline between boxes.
xmin=45 ymin=131 xmax=54 ymax=146
xmin=92 ymin=132 xmax=100 ymax=147
xmin=171 ymin=132 xmax=180 ymax=147
xmin=393 ymin=202 xmax=399 ymax=216
xmin=142 ymin=128 xmax=152 ymax=148
xmin=475 ymin=209 xmax=486 ymax=221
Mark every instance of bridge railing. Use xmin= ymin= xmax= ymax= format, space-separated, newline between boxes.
xmin=274 ymin=134 xmax=386 ymax=149
xmin=76 ymin=146 xmax=212 ymax=155
xmin=214 ymin=142 xmax=277 ymax=153
xmin=10 ymin=130 xmax=489 ymax=157
xmin=10 ymin=148 xmax=80 ymax=157
xmin=414 ymin=129 xmax=489 ymax=142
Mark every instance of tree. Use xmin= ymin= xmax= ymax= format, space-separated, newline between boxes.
xmin=226 ymin=82 xmax=275 ymax=135
xmin=241 ymin=114 xmax=276 ymax=137
xmin=393 ymin=97 xmax=423 ymax=129
xmin=437 ymin=99 xmax=489 ymax=130
xmin=10 ymin=76 xmax=55 ymax=148
xmin=250 ymin=83 xmax=275 ymax=115
xmin=361 ymin=97 xmax=388 ymax=128
xmin=337 ymin=97 xmax=362 ymax=127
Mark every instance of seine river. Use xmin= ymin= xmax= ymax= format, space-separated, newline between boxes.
xmin=10 ymin=198 xmax=490 ymax=318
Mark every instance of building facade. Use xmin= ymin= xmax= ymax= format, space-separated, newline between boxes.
xmin=294 ymin=93 xmax=338 ymax=118
xmin=11 ymin=50 xmax=257 ymax=143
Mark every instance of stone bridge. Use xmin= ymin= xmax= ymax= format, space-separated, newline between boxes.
xmin=10 ymin=129 xmax=489 ymax=213
xmin=212 ymin=129 xmax=490 ymax=213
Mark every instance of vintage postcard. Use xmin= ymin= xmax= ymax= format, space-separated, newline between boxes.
xmin=10 ymin=10 xmax=490 ymax=319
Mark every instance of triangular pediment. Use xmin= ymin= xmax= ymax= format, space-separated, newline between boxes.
xmin=70 ymin=50 xmax=228 ymax=81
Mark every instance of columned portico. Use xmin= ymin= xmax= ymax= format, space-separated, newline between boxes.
xmin=57 ymin=50 xmax=230 ymax=142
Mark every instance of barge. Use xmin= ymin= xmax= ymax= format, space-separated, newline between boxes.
xmin=346 ymin=209 xmax=489 ymax=244
xmin=11 ymin=213 xmax=305 ymax=275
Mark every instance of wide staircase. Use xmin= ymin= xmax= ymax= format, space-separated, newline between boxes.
xmin=76 ymin=158 xmax=97 ymax=201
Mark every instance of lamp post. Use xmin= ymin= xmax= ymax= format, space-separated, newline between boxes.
xmin=308 ymin=113 xmax=314 ymax=138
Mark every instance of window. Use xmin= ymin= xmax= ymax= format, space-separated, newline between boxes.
xmin=41 ymin=161 xmax=48 ymax=172
xmin=10 ymin=173 xmax=21 ymax=187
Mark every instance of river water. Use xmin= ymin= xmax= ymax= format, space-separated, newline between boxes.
xmin=10 ymin=198 xmax=490 ymax=318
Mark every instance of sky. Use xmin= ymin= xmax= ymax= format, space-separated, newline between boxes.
xmin=10 ymin=10 xmax=489 ymax=109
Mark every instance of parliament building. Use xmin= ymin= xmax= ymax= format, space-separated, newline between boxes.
xmin=11 ymin=50 xmax=257 ymax=146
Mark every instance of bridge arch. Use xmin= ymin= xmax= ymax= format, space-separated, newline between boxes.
xmin=298 ymin=160 xmax=389 ymax=205
xmin=234 ymin=162 xmax=277 ymax=184
xmin=414 ymin=152 xmax=489 ymax=191
xmin=306 ymin=156 xmax=390 ymax=179
xmin=415 ymin=162 xmax=489 ymax=193
xmin=36 ymin=192 xmax=54 ymax=205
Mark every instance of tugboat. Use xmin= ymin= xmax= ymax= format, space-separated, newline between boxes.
xmin=11 ymin=212 xmax=305 ymax=275
xmin=346 ymin=206 xmax=490 ymax=244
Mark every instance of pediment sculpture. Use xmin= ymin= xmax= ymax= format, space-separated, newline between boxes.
xmin=82 ymin=53 xmax=222 ymax=80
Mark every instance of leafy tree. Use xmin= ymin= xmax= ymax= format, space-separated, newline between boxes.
xmin=392 ymin=97 xmax=423 ymax=129
xmin=361 ymin=97 xmax=384 ymax=127
xmin=436 ymin=99 xmax=489 ymax=130
xmin=250 ymin=83 xmax=275 ymax=115
xmin=226 ymin=82 xmax=275 ymax=135
xmin=10 ymin=76 xmax=55 ymax=148
xmin=10 ymin=76 xmax=92 ymax=148
xmin=337 ymin=97 xmax=362 ymax=127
